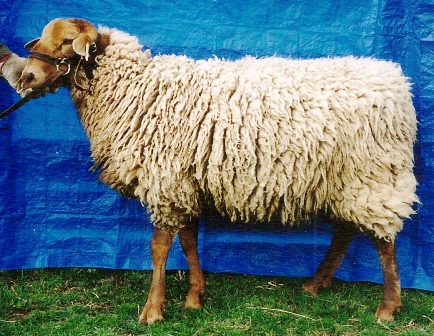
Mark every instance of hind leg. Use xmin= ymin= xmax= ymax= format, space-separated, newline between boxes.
xmin=179 ymin=219 xmax=206 ymax=309
xmin=373 ymin=237 xmax=402 ymax=321
xmin=303 ymin=222 xmax=357 ymax=296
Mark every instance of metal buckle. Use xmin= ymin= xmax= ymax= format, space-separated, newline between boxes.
xmin=55 ymin=58 xmax=71 ymax=75
xmin=90 ymin=42 xmax=97 ymax=54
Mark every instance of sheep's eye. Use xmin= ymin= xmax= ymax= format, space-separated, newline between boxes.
xmin=63 ymin=39 xmax=74 ymax=45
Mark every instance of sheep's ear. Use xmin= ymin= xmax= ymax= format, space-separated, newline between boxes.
xmin=71 ymin=20 xmax=98 ymax=61
xmin=24 ymin=38 xmax=40 ymax=50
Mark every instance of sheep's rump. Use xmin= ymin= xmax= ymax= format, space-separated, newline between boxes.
xmin=79 ymin=29 xmax=418 ymax=238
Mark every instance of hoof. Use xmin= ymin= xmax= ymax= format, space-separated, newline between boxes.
xmin=184 ymin=289 xmax=205 ymax=309
xmin=302 ymin=282 xmax=319 ymax=296
xmin=139 ymin=305 xmax=164 ymax=325
xmin=184 ymin=298 xmax=203 ymax=310
xmin=302 ymin=277 xmax=332 ymax=296
xmin=139 ymin=313 xmax=164 ymax=325
xmin=375 ymin=302 xmax=402 ymax=322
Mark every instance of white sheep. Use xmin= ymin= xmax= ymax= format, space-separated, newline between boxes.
xmin=21 ymin=18 xmax=418 ymax=324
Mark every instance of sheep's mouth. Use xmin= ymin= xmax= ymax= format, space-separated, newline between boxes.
xmin=21 ymin=67 xmax=68 ymax=90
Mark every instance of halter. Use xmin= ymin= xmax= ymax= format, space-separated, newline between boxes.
xmin=27 ymin=41 xmax=99 ymax=78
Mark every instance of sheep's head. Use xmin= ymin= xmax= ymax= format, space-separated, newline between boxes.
xmin=21 ymin=18 xmax=98 ymax=89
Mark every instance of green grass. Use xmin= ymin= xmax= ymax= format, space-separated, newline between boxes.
xmin=0 ymin=269 xmax=433 ymax=335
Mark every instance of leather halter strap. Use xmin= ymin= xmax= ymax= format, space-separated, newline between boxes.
xmin=29 ymin=51 xmax=72 ymax=75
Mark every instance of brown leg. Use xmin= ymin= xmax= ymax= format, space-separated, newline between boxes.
xmin=373 ymin=238 xmax=402 ymax=321
xmin=179 ymin=220 xmax=206 ymax=309
xmin=303 ymin=222 xmax=357 ymax=296
xmin=139 ymin=228 xmax=175 ymax=325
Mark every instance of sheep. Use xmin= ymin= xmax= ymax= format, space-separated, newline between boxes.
xmin=20 ymin=18 xmax=418 ymax=324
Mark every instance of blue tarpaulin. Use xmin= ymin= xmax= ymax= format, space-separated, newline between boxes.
xmin=1 ymin=0 xmax=433 ymax=291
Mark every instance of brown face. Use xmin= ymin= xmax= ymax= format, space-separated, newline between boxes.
xmin=21 ymin=18 xmax=98 ymax=89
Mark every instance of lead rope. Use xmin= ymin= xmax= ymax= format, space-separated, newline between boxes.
xmin=0 ymin=67 xmax=68 ymax=120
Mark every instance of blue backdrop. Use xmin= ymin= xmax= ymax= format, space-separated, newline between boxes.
xmin=1 ymin=0 xmax=433 ymax=291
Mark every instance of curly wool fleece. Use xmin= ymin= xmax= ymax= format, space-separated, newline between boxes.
xmin=75 ymin=27 xmax=418 ymax=239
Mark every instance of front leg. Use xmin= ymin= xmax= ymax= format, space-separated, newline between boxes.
xmin=139 ymin=228 xmax=175 ymax=325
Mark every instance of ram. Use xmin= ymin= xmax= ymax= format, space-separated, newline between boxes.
xmin=21 ymin=18 xmax=418 ymax=324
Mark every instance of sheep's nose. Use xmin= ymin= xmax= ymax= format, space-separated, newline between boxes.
xmin=21 ymin=72 xmax=35 ymax=84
